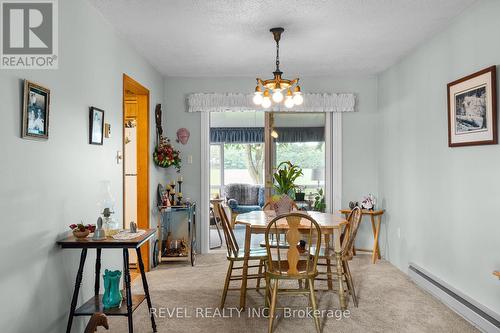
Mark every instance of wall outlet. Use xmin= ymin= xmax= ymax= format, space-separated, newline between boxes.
xmin=397 ymin=227 xmax=401 ymax=238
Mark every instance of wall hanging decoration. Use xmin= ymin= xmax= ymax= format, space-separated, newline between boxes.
xmin=154 ymin=137 xmax=182 ymax=171
xmin=176 ymin=128 xmax=190 ymax=145
xmin=89 ymin=106 xmax=105 ymax=145
xmin=22 ymin=80 xmax=50 ymax=140
xmin=153 ymin=104 xmax=182 ymax=171
xmin=447 ymin=66 xmax=497 ymax=147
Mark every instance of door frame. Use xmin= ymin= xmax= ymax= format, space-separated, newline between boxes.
xmin=201 ymin=111 xmax=342 ymax=254
xmin=123 ymin=74 xmax=150 ymax=270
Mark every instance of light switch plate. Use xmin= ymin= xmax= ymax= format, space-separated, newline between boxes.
xmin=104 ymin=123 xmax=111 ymax=138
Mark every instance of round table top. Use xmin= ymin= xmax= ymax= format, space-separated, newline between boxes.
xmin=236 ymin=210 xmax=347 ymax=230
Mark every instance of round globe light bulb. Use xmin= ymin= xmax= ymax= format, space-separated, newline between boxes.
xmin=293 ymin=93 xmax=304 ymax=105
xmin=272 ymin=90 xmax=284 ymax=103
xmin=284 ymin=96 xmax=294 ymax=108
xmin=261 ymin=97 xmax=272 ymax=108
xmin=253 ymin=93 xmax=263 ymax=105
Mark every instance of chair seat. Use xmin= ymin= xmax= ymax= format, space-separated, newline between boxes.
xmin=268 ymin=259 xmax=317 ymax=278
xmin=228 ymin=247 xmax=268 ymax=260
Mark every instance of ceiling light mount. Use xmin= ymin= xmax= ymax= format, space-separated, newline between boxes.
xmin=253 ymin=27 xmax=303 ymax=109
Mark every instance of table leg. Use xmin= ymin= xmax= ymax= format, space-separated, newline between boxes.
xmin=137 ymin=248 xmax=157 ymax=332
xmin=333 ymin=230 xmax=347 ymax=310
xmin=95 ymin=248 xmax=101 ymax=296
xmin=66 ymin=248 xmax=87 ymax=333
xmin=370 ymin=215 xmax=381 ymax=259
xmin=240 ymin=224 xmax=251 ymax=310
xmin=123 ymin=249 xmax=134 ymax=333
xmin=371 ymin=216 xmax=382 ymax=264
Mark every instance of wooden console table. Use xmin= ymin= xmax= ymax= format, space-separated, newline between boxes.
xmin=57 ymin=229 xmax=157 ymax=333
xmin=339 ymin=209 xmax=385 ymax=264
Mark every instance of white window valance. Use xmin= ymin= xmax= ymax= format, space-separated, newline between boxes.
xmin=187 ymin=93 xmax=356 ymax=113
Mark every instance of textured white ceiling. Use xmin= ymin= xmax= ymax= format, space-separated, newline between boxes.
xmin=89 ymin=0 xmax=476 ymax=77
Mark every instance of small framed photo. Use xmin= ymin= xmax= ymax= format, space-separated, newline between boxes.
xmin=89 ymin=107 xmax=105 ymax=145
xmin=22 ymin=80 xmax=50 ymax=140
xmin=447 ymin=66 xmax=497 ymax=147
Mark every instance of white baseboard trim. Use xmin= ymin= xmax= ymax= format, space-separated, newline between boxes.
xmin=408 ymin=263 xmax=500 ymax=333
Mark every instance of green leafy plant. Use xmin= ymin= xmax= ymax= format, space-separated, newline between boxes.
xmin=313 ymin=188 xmax=326 ymax=212
xmin=273 ymin=161 xmax=303 ymax=195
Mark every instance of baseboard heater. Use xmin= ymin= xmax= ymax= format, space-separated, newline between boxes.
xmin=408 ymin=264 xmax=500 ymax=333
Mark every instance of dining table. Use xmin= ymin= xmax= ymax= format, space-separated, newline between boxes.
xmin=235 ymin=210 xmax=349 ymax=310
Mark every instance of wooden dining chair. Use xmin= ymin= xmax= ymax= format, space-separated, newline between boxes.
xmin=265 ymin=212 xmax=322 ymax=333
xmin=214 ymin=202 xmax=267 ymax=310
xmin=315 ymin=206 xmax=362 ymax=307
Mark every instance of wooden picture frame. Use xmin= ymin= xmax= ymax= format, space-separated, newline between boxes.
xmin=89 ymin=107 xmax=105 ymax=145
xmin=22 ymin=80 xmax=50 ymax=140
xmin=447 ymin=66 xmax=497 ymax=147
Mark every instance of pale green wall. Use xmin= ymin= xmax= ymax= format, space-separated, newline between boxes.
xmin=0 ymin=1 xmax=164 ymax=331
xmin=377 ymin=0 xmax=500 ymax=314
xmin=163 ymin=76 xmax=379 ymax=250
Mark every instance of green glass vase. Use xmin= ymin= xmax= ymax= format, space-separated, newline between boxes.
xmin=102 ymin=269 xmax=122 ymax=309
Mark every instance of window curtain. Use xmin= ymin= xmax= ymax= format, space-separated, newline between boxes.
xmin=210 ymin=127 xmax=324 ymax=143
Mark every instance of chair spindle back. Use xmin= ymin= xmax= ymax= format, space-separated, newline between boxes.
xmin=341 ymin=206 xmax=362 ymax=255
xmin=265 ymin=212 xmax=321 ymax=277
xmin=214 ymin=203 xmax=240 ymax=257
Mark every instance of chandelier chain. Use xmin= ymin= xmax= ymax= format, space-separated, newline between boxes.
xmin=275 ymin=39 xmax=280 ymax=72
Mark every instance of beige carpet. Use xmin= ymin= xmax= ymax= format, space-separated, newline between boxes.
xmin=106 ymin=253 xmax=477 ymax=333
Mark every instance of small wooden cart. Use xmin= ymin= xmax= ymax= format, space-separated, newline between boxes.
xmin=157 ymin=203 xmax=196 ymax=266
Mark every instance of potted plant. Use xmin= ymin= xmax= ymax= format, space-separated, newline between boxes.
xmin=273 ymin=161 xmax=303 ymax=196
xmin=312 ymin=188 xmax=326 ymax=212
xmin=294 ymin=185 xmax=305 ymax=201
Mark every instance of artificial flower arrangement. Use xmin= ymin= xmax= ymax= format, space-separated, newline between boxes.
xmin=153 ymin=136 xmax=181 ymax=172
xmin=361 ymin=194 xmax=376 ymax=210
xmin=70 ymin=223 xmax=96 ymax=239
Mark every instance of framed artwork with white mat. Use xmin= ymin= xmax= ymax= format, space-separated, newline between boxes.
xmin=447 ymin=66 xmax=497 ymax=147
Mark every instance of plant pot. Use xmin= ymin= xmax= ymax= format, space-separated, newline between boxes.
xmin=73 ymin=229 xmax=90 ymax=239
xmin=294 ymin=192 xmax=305 ymax=201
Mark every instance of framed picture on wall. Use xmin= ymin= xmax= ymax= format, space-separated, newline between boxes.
xmin=447 ymin=66 xmax=497 ymax=147
xmin=89 ymin=107 xmax=105 ymax=145
xmin=22 ymin=80 xmax=50 ymax=140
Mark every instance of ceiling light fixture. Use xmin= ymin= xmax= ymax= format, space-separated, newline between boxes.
xmin=253 ymin=27 xmax=302 ymax=109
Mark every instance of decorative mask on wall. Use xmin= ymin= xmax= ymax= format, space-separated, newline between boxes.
xmin=176 ymin=128 xmax=190 ymax=145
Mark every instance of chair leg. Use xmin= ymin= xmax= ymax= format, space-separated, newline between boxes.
xmin=220 ymin=260 xmax=233 ymax=309
xmin=326 ymin=258 xmax=333 ymax=290
xmin=342 ymin=260 xmax=358 ymax=307
xmin=256 ymin=259 xmax=264 ymax=292
xmin=336 ymin=252 xmax=347 ymax=310
xmin=308 ymin=278 xmax=321 ymax=333
xmin=265 ymin=274 xmax=271 ymax=308
xmin=268 ymin=279 xmax=279 ymax=333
